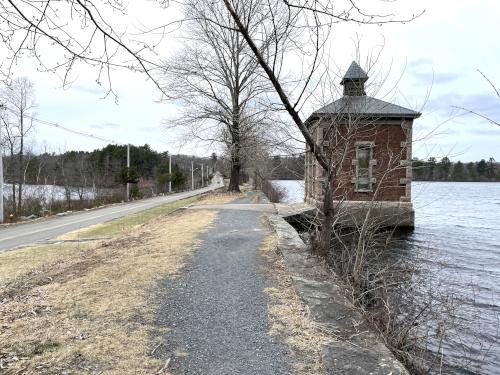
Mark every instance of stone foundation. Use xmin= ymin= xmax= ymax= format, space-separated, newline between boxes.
xmin=305 ymin=198 xmax=415 ymax=228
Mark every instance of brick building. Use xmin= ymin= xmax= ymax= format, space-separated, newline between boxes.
xmin=304 ymin=62 xmax=421 ymax=227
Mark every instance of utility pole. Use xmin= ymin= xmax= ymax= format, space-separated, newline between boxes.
xmin=191 ymin=160 xmax=194 ymax=190
xmin=201 ymin=163 xmax=204 ymax=187
xmin=126 ymin=143 xmax=130 ymax=201
xmin=169 ymin=152 xmax=172 ymax=193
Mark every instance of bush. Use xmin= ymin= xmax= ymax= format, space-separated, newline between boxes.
xmin=307 ymin=218 xmax=490 ymax=374
xmin=261 ymin=180 xmax=285 ymax=203
xmin=130 ymin=185 xmax=142 ymax=199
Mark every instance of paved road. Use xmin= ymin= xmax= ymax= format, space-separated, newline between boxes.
xmin=155 ymin=195 xmax=292 ymax=374
xmin=0 ymin=184 xmax=221 ymax=252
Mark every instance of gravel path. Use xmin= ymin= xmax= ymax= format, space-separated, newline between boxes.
xmin=155 ymin=197 xmax=292 ymax=374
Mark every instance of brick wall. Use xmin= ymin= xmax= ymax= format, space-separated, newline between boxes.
xmin=306 ymin=119 xmax=413 ymax=203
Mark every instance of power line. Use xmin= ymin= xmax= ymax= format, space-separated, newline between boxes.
xmin=2 ymin=106 xmax=123 ymax=145
xmin=1 ymin=107 xmax=133 ymax=201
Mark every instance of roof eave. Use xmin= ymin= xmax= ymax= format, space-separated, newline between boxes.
xmin=305 ymin=112 xmax=421 ymax=127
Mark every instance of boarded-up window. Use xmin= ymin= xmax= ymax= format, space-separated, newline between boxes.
xmin=356 ymin=144 xmax=372 ymax=192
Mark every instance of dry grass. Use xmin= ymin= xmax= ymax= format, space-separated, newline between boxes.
xmin=0 ymin=207 xmax=217 ymax=374
xmin=239 ymin=183 xmax=255 ymax=193
xmin=0 ymin=242 xmax=92 ymax=286
xmin=0 ymin=197 xmax=202 ymax=285
xmin=194 ymin=191 xmax=244 ymax=205
xmin=56 ymin=196 xmax=201 ymax=241
xmin=259 ymin=230 xmax=331 ymax=375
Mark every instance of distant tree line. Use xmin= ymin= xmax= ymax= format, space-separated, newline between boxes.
xmin=0 ymin=77 xmax=216 ymax=218
xmin=2 ymin=144 xmax=217 ymax=217
xmin=253 ymin=154 xmax=500 ymax=182
xmin=3 ymin=144 xmax=189 ymax=190
xmin=412 ymin=157 xmax=500 ymax=182
xmin=266 ymin=155 xmax=305 ymax=180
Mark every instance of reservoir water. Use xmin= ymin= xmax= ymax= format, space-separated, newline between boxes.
xmin=272 ymin=180 xmax=500 ymax=374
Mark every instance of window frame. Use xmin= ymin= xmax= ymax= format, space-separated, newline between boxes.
xmin=355 ymin=142 xmax=374 ymax=193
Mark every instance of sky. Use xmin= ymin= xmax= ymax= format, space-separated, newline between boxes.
xmin=1 ymin=0 xmax=499 ymax=162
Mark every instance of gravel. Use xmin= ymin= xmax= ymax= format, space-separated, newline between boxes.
xmin=155 ymin=198 xmax=293 ymax=374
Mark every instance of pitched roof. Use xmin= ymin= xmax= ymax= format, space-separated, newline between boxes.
xmin=341 ymin=61 xmax=368 ymax=84
xmin=305 ymin=61 xmax=421 ymax=125
xmin=311 ymin=96 xmax=421 ymax=120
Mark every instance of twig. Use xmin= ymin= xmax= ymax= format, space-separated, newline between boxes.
xmin=151 ymin=342 xmax=163 ymax=356
xmin=156 ymin=358 xmax=171 ymax=374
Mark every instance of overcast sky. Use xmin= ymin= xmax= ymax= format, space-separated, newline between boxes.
xmin=2 ymin=0 xmax=499 ymax=161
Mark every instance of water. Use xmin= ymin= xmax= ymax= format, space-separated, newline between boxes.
xmin=2 ymin=184 xmax=104 ymax=202
xmin=270 ymin=180 xmax=305 ymax=203
xmin=409 ymin=182 xmax=500 ymax=374
xmin=273 ymin=180 xmax=500 ymax=373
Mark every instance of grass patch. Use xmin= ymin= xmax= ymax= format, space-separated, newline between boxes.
xmin=57 ymin=196 xmax=202 ymax=240
xmin=259 ymin=228 xmax=331 ymax=375
xmin=56 ymin=190 xmax=241 ymax=241
xmin=32 ymin=340 xmax=61 ymax=355
xmin=0 ymin=206 xmax=217 ymax=374
xmin=194 ymin=191 xmax=244 ymax=205
xmin=0 ymin=242 xmax=90 ymax=286
xmin=0 ymin=196 xmax=204 ymax=286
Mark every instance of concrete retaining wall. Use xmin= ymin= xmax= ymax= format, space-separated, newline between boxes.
xmin=267 ymin=214 xmax=409 ymax=374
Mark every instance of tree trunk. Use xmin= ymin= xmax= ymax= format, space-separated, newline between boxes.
xmin=65 ymin=186 xmax=71 ymax=210
xmin=36 ymin=163 xmax=42 ymax=184
xmin=10 ymin=149 xmax=16 ymax=217
xmin=17 ymin=116 xmax=24 ymax=215
xmin=228 ymin=158 xmax=240 ymax=192
xmin=228 ymin=89 xmax=241 ymax=192
xmin=317 ymin=176 xmax=334 ymax=257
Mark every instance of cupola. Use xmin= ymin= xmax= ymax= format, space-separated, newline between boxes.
xmin=340 ymin=61 xmax=368 ymax=96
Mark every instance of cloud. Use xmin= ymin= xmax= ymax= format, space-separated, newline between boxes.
xmin=407 ymin=58 xmax=433 ymax=69
xmin=406 ymin=57 xmax=462 ymax=86
xmin=420 ymin=91 xmax=500 ymax=120
xmin=138 ymin=126 xmax=158 ymax=132
xmin=451 ymin=93 xmax=500 ymax=120
xmin=73 ymin=85 xmax=107 ymax=96
xmin=90 ymin=122 xmax=121 ymax=129
xmin=409 ymin=70 xmax=462 ymax=85
xmin=463 ymin=127 xmax=500 ymax=136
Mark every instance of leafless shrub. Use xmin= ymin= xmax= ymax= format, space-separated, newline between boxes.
xmin=261 ymin=180 xmax=286 ymax=203
xmin=304 ymin=214 xmax=496 ymax=374
xmin=3 ymin=186 xmax=125 ymax=220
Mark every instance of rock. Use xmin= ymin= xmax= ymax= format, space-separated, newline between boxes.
xmin=19 ymin=214 xmax=37 ymax=221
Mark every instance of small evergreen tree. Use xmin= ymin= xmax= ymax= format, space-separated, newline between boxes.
xmin=451 ymin=161 xmax=466 ymax=181
xmin=476 ymin=159 xmax=488 ymax=177
xmin=487 ymin=157 xmax=496 ymax=178
xmin=466 ymin=162 xmax=478 ymax=180
xmin=116 ymin=167 xmax=140 ymax=185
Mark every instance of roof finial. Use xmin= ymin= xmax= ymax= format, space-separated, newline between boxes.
xmin=341 ymin=61 xmax=368 ymax=96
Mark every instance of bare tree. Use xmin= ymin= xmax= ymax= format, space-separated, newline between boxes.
xmin=162 ymin=0 xmax=279 ymax=192
xmin=0 ymin=77 xmax=36 ymax=216
xmin=217 ymin=0 xmax=422 ymax=250
xmin=0 ymin=1 xmax=173 ymax=97
xmin=0 ymin=108 xmax=18 ymax=214
xmin=1 ymin=0 xmax=421 ymax=241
